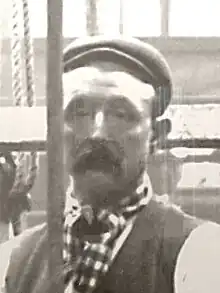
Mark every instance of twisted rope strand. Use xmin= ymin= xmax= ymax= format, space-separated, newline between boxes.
xmin=22 ymin=0 xmax=38 ymax=191
xmin=11 ymin=152 xmax=27 ymax=194
xmin=22 ymin=0 xmax=35 ymax=107
xmin=11 ymin=0 xmax=23 ymax=107
xmin=10 ymin=0 xmax=38 ymax=199
xmin=10 ymin=0 xmax=26 ymax=195
xmin=25 ymin=151 xmax=38 ymax=192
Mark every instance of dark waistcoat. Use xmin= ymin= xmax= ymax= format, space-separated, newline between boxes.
xmin=5 ymin=199 xmax=204 ymax=293
xmin=95 ymin=200 xmax=203 ymax=293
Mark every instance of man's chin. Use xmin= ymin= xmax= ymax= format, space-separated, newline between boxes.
xmin=73 ymin=170 xmax=125 ymax=209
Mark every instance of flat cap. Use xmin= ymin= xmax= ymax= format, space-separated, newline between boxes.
xmin=63 ymin=36 xmax=173 ymax=118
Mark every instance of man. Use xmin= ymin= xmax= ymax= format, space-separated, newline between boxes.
xmin=0 ymin=153 xmax=31 ymax=242
xmin=1 ymin=37 xmax=220 ymax=293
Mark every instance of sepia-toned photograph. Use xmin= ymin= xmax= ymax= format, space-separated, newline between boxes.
xmin=0 ymin=1 xmax=220 ymax=292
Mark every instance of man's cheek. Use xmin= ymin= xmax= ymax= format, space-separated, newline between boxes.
xmin=64 ymin=138 xmax=77 ymax=171
xmin=64 ymin=131 xmax=78 ymax=152
xmin=64 ymin=129 xmax=74 ymax=147
xmin=122 ymin=122 xmax=150 ymax=142
xmin=122 ymin=135 xmax=146 ymax=161
xmin=121 ymin=131 xmax=147 ymax=155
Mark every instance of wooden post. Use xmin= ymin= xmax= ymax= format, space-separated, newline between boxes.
xmin=46 ymin=1 xmax=64 ymax=293
xmin=160 ymin=0 xmax=170 ymax=37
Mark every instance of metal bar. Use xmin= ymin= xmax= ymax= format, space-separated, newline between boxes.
xmin=46 ymin=1 xmax=64 ymax=293
xmin=160 ymin=0 xmax=170 ymax=37
xmin=1 ymin=138 xmax=220 ymax=152
xmin=160 ymin=138 xmax=220 ymax=149
xmin=171 ymin=96 xmax=220 ymax=105
xmin=2 ymin=95 xmax=220 ymax=107
xmin=2 ymin=143 xmax=220 ymax=162
xmin=2 ymin=37 xmax=220 ymax=55
xmin=119 ymin=0 xmax=124 ymax=34
xmin=86 ymin=0 xmax=98 ymax=35
xmin=175 ymin=187 xmax=220 ymax=197
xmin=183 ymin=150 xmax=220 ymax=163
xmin=0 ymin=141 xmax=46 ymax=152
xmin=139 ymin=37 xmax=220 ymax=53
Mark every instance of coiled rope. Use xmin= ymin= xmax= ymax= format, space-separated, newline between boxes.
xmin=21 ymin=0 xmax=38 ymax=193
xmin=10 ymin=0 xmax=27 ymax=195
xmin=10 ymin=0 xmax=38 ymax=214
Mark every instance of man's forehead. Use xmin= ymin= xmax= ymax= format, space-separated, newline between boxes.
xmin=63 ymin=67 xmax=155 ymax=109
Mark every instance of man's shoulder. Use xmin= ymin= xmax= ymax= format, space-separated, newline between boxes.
xmin=12 ymin=222 xmax=47 ymax=252
xmin=0 ymin=223 xmax=47 ymax=291
xmin=1 ymin=223 xmax=47 ymax=262
xmin=139 ymin=198 xmax=204 ymax=237
xmin=136 ymin=198 xmax=206 ymax=258
xmin=135 ymin=198 xmax=220 ymax=293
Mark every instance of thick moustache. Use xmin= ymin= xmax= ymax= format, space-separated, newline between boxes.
xmin=73 ymin=138 xmax=123 ymax=175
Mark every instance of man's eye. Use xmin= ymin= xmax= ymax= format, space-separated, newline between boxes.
xmin=114 ymin=109 xmax=140 ymax=122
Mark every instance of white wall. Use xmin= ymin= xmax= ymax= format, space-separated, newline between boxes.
xmin=169 ymin=0 xmax=220 ymax=36
xmin=1 ymin=0 xmax=220 ymax=38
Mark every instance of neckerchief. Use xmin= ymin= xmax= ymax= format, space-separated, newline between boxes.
xmin=63 ymin=173 xmax=152 ymax=293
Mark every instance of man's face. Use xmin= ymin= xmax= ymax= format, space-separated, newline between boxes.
xmin=63 ymin=68 xmax=153 ymax=208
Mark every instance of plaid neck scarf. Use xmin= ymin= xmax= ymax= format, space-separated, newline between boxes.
xmin=63 ymin=173 xmax=152 ymax=293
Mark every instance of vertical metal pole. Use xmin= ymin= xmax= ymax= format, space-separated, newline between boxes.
xmin=119 ymin=0 xmax=124 ymax=34
xmin=0 ymin=7 xmax=9 ymax=242
xmin=46 ymin=1 xmax=64 ymax=293
xmin=86 ymin=0 xmax=99 ymax=35
xmin=160 ymin=0 xmax=170 ymax=37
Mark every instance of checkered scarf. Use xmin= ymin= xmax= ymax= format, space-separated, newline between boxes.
xmin=63 ymin=174 xmax=152 ymax=293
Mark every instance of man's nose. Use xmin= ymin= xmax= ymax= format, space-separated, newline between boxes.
xmin=92 ymin=111 xmax=106 ymax=138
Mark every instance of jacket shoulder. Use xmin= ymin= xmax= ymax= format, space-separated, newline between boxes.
xmin=2 ymin=223 xmax=47 ymax=292
xmin=11 ymin=223 xmax=47 ymax=260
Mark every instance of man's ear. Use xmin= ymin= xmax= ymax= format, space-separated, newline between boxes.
xmin=151 ymin=118 xmax=172 ymax=142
